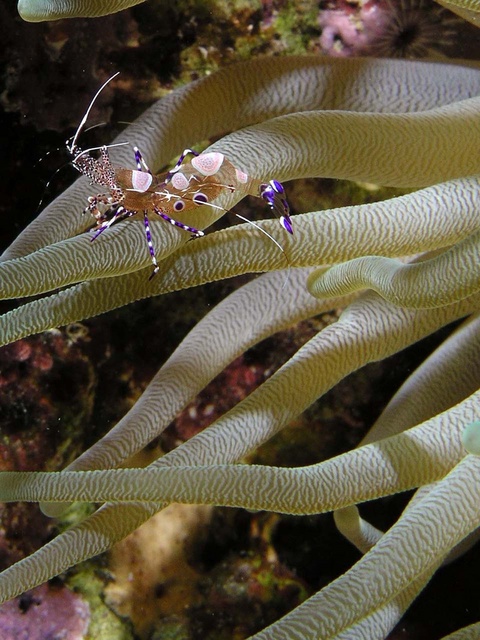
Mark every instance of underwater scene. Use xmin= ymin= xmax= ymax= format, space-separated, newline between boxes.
xmin=0 ymin=1 xmax=480 ymax=638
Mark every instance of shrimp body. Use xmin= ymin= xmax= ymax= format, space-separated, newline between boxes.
xmin=68 ymin=75 xmax=292 ymax=278
xmin=115 ymin=151 xmax=260 ymax=218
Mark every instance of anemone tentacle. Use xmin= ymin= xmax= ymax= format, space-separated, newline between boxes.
xmin=17 ymin=0 xmax=146 ymax=21
xmin=2 ymin=389 xmax=479 ymax=506
xmin=251 ymin=454 xmax=480 ymax=639
xmin=307 ymin=229 xmax=480 ymax=308
xmin=40 ymin=267 xmax=349 ymax=517
xmin=435 ymin=0 xmax=480 ymax=26
xmin=1 ymin=52 xmax=480 ymax=638
xmin=1 ymin=176 xmax=479 ymax=344
xmin=1 ymin=97 xmax=479 ymax=300
xmin=331 ymin=555 xmax=445 ymax=640
xmin=17 ymin=0 xmax=480 ymax=23
xmin=441 ymin=622 xmax=480 ymax=639
xmin=0 ymin=288 xmax=479 ymax=604
xmin=362 ymin=312 xmax=480 ymax=444
xmin=2 ymin=57 xmax=479 ymax=260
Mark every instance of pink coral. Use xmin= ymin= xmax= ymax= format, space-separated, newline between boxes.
xmin=318 ymin=0 xmax=463 ymax=58
xmin=319 ymin=1 xmax=387 ymax=56
xmin=0 ymin=584 xmax=90 ymax=640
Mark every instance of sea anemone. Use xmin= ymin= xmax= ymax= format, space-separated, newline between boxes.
xmin=364 ymin=0 xmax=461 ymax=59
xmin=318 ymin=0 xmax=464 ymax=59
xmin=0 ymin=53 xmax=480 ymax=638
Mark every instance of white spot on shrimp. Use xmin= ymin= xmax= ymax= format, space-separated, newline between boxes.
xmin=235 ymin=167 xmax=248 ymax=183
xmin=171 ymin=172 xmax=190 ymax=190
xmin=131 ymin=170 xmax=153 ymax=192
xmin=191 ymin=152 xmax=224 ymax=176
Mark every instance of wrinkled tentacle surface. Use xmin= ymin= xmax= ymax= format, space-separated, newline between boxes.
xmin=2 ymin=57 xmax=479 ymax=262
xmin=307 ymin=228 xmax=480 ymax=309
xmin=2 ymin=390 xmax=479 ymax=507
xmin=40 ymin=267 xmax=346 ymax=516
xmin=1 ymin=175 xmax=479 ymax=343
xmin=362 ymin=312 xmax=480 ymax=445
xmin=435 ymin=0 xmax=480 ymax=25
xmin=17 ymin=0 xmax=480 ymax=22
xmin=329 ymin=312 xmax=480 ymax=636
xmin=1 ymin=54 xmax=480 ymax=639
xmin=441 ymin=622 xmax=480 ymax=639
xmin=252 ymin=454 xmax=480 ymax=639
xmin=17 ymin=0 xmax=146 ymax=21
xmin=0 ymin=289 xmax=479 ymax=609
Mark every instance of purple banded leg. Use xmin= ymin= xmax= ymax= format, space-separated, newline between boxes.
xmin=153 ymin=205 xmax=204 ymax=237
xmin=260 ymin=180 xmax=293 ymax=235
xmin=90 ymin=206 xmax=129 ymax=241
xmin=134 ymin=146 xmax=152 ymax=174
xmin=164 ymin=148 xmax=200 ymax=182
xmin=143 ymin=211 xmax=160 ymax=280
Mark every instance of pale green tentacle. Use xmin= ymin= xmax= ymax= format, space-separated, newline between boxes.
xmin=1 ymin=92 xmax=478 ymax=301
xmin=16 ymin=0 xmax=480 ymax=24
xmin=0 ymin=290 xmax=478 ymax=604
xmin=363 ymin=312 xmax=480 ymax=445
xmin=7 ymin=56 xmax=473 ymax=262
xmin=334 ymin=505 xmax=383 ymax=554
xmin=149 ymin=291 xmax=480 ymax=469
xmin=1 ymin=52 xmax=480 ymax=637
xmin=435 ymin=0 xmax=480 ymax=25
xmin=1 ymin=176 xmax=479 ymax=347
xmin=331 ymin=557 xmax=444 ymax=640
xmin=462 ymin=420 xmax=480 ymax=454
xmin=17 ymin=0 xmax=146 ymax=21
xmin=59 ymin=268 xmax=332 ymax=472
xmin=307 ymin=230 xmax=480 ymax=309
xmin=332 ymin=510 xmax=441 ymax=639
xmin=40 ymin=268 xmax=348 ymax=516
xmin=334 ymin=311 xmax=480 ymax=564
xmin=251 ymin=454 xmax=480 ymax=639
xmin=1 ymin=389 xmax=478 ymax=507
xmin=436 ymin=0 xmax=480 ymax=9
xmin=0 ymin=384 xmax=479 ymax=601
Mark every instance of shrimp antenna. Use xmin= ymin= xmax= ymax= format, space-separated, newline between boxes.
xmin=234 ymin=212 xmax=292 ymax=288
xmin=178 ymin=195 xmax=291 ymax=267
xmin=234 ymin=213 xmax=285 ymax=255
xmin=67 ymin=72 xmax=120 ymax=155
xmin=73 ymin=141 xmax=130 ymax=162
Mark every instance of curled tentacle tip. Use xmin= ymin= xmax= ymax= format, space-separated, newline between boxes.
xmin=461 ymin=421 xmax=480 ymax=456
xmin=306 ymin=267 xmax=332 ymax=299
xmin=18 ymin=0 xmax=146 ymax=21
xmin=40 ymin=501 xmax=68 ymax=518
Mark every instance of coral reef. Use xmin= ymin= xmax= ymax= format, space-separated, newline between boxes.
xmin=105 ymin=503 xmax=213 ymax=638
xmin=17 ymin=0 xmax=480 ymax=25
xmin=0 ymin=333 xmax=95 ymax=473
xmin=318 ymin=0 xmax=467 ymax=59
xmin=0 ymin=583 xmax=90 ymax=640
xmin=0 ymin=331 xmax=95 ymax=575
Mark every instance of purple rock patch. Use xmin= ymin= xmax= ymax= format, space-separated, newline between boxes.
xmin=0 ymin=583 xmax=90 ymax=640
